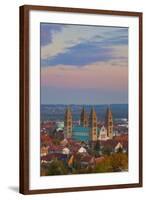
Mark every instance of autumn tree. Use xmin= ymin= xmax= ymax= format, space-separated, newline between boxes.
xmin=110 ymin=152 xmax=128 ymax=172
xmin=94 ymin=153 xmax=128 ymax=173
xmin=47 ymin=158 xmax=68 ymax=175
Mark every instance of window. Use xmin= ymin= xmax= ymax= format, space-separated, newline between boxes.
xmin=68 ymin=121 xmax=71 ymax=126
xmin=109 ymin=122 xmax=112 ymax=126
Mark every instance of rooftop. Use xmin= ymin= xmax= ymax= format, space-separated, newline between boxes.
xmin=73 ymin=126 xmax=90 ymax=133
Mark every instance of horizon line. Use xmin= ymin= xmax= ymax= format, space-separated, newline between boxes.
xmin=41 ymin=103 xmax=128 ymax=106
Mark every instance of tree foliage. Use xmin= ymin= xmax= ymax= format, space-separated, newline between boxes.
xmin=94 ymin=153 xmax=128 ymax=173
xmin=110 ymin=152 xmax=128 ymax=172
xmin=47 ymin=159 xmax=68 ymax=175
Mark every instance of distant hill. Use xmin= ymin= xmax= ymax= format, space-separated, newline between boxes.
xmin=41 ymin=104 xmax=128 ymax=122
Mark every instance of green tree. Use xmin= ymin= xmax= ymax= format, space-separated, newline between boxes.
xmin=94 ymin=153 xmax=128 ymax=173
xmin=102 ymin=146 xmax=113 ymax=156
xmin=94 ymin=156 xmax=112 ymax=173
xmin=72 ymin=154 xmax=82 ymax=170
xmin=95 ymin=141 xmax=101 ymax=151
xmin=47 ymin=159 xmax=68 ymax=175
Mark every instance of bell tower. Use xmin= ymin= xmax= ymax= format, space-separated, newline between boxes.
xmin=89 ymin=107 xmax=98 ymax=141
xmin=64 ymin=106 xmax=72 ymax=138
xmin=80 ymin=106 xmax=88 ymax=127
xmin=105 ymin=106 xmax=113 ymax=139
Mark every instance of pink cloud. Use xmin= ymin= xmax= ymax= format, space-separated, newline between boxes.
xmin=41 ymin=61 xmax=128 ymax=92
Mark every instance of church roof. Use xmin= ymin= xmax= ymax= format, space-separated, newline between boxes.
xmin=72 ymin=126 xmax=90 ymax=133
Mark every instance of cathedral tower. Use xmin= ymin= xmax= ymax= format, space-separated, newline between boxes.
xmin=89 ymin=107 xmax=98 ymax=141
xmin=105 ymin=106 xmax=113 ymax=139
xmin=80 ymin=106 xmax=88 ymax=127
xmin=64 ymin=106 xmax=72 ymax=138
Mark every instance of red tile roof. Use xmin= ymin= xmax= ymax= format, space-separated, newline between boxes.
xmin=41 ymin=153 xmax=67 ymax=161
xmin=95 ymin=156 xmax=105 ymax=164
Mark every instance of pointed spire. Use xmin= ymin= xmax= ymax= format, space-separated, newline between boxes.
xmin=105 ymin=105 xmax=113 ymax=139
xmin=89 ymin=106 xmax=98 ymax=141
xmin=81 ymin=106 xmax=85 ymax=115
xmin=106 ymin=104 xmax=110 ymax=111
xmin=64 ymin=105 xmax=72 ymax=138
xmin=67 ymin=105 xmax=71 ymax=111
xmin=65 ymin=105 xmax=72 ymax=116
xmin=80 ymin=106 xmax=88 ymax=127
xmin=90 ymin=106 xmax=97 ymax=119
xmin=91 ymin=106 xmax=95 ymax=112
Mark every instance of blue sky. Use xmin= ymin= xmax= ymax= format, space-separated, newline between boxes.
xmin=40 ymin=23 xmax=128 ymax=105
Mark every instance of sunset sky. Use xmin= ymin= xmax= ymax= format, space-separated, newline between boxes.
xmin=40 ymin=23 xmax=128 ymax=105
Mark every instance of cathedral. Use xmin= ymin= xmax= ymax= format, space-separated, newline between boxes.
xmin=64 ymin=106 xmax=113 ymax=142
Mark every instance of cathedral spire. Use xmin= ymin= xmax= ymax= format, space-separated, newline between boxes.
xmin=64 ymin=106 xmax=72 ymax=138
xmin=80 ymin=106 xmax=88 ymax=127
xmin=89 ymin=106 xmax=98 ymax=141
xmin=105 ymin=105 xmax=113 ymax=139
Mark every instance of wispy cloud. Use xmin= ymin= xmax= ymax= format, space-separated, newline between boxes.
xmin=40 ymin=24 xmax=128 ymax=104
xmin=40 ymin=23 xmax=63 ymax=46
xmin=109 ymin=45 xmax=128 ymax=60
xmin=41 ymin=24 xmax=128 ymax=61
xmin=41 ymin=58 xmax=128 ymax=91
xmin=41 ymin=43 xmax=128 ymax=68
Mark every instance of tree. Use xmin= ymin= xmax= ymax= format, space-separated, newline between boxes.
xmin=95 ymin=141 xmax=101 ymax=151
xmin=110 ymin=152 xmax=128 ymax=172
xmin=102 ymin=146 xmax=113 ymax=156
xmin=72 ymin=154 xmax=82 ymax=170
xmin=116 ymin=146 xmax=123 ymax=153
xmin=94 ymin=156 xmax=112 ymax=173
xmin=94 ymin=152 xmax=128 ymax=173
xmin=47 ymin=159 xmax=68 ymax=175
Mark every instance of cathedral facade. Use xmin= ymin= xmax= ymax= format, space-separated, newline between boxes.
xmin=64 ymin=106 xmax=113 ymax=142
